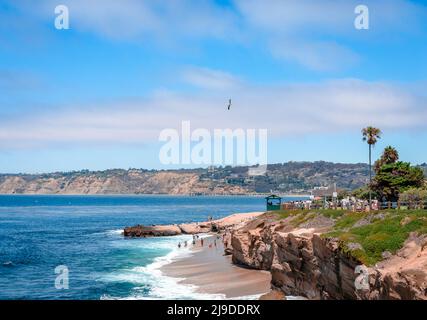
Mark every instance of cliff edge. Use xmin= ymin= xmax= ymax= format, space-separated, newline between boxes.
xmin=227 ymin=210 xmax=427 ymax=300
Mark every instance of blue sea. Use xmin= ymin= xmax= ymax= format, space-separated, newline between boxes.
xmin=0 ymin=195 xmax=302 ymax=300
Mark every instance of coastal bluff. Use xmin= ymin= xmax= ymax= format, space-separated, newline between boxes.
xmin=123 ymin=212 xmax=263 ymax=237
xmin=227 ymin=211 xmax=427 ymax=300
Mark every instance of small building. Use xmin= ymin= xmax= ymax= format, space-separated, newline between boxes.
xmin=266 ymin=194 xmax=282 ymax=211
xmin=311 ymin=184 xmax=337 ymax=199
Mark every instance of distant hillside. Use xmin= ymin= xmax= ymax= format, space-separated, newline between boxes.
xmin=0 ymin=162 xmax=375 ymax=195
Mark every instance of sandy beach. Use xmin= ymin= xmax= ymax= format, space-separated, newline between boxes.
xmin=161 ymin=234 xmax=272 ymax=299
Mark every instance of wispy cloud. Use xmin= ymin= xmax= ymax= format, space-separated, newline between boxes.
xmin=269 ymin=40 xmax=360 ymax=72
xmin=0 ymin=70 xmax=44 ymax=92
xmin=182 ymin=67 xmax=243 ymax=90
xmin=3 ymin=0 xmax=427 ymax=71
xmin=0 ymin=71 xmax=425 ymax=148
xmin=234 ymin=0 xmax=427 ymax=71
xmin=7 ymin=0 xmax=239 ymax=42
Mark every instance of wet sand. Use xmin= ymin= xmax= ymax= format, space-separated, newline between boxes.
xmin=161 ymin=235 xmax=272 ymax=299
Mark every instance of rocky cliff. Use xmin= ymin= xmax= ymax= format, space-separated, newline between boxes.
xmin=227 ymin=211 xmax=427 ymax=300
xmin=0 ymin=170 xmax=249 ymax=195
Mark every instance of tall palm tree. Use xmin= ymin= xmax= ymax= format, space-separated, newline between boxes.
xmin=362 ymin=126 xmax=382 ymax=208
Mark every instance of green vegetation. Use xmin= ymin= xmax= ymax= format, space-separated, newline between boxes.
xmin=325 ymin=210 xmax=427 ymax=265
xmin=359 ymin=128 xmax=426 ymax=204
xmin=273 ymin=208 xmax=427 ymax=266
xmin=372 ymin=161 xmax=425 ymax=201
xmin=351 ymin=186 xmax=377 ymax=200
xmin=374 ymin=146 xmax=399 ymax=172
xmin=359 ymin=143 xmax=427 ymax=202
xmin=273 ymin=209 xmax=345 ymax=222
xmin=273 ymin=209 xmax=307 ymax=220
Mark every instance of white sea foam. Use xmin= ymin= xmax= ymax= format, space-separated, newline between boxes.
xmin=106 ymin=229 xmax=124 ymax=236
xmin=99 ymin=234 xmax=263 ymax=300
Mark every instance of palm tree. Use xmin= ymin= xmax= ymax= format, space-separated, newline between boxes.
xmin=362 ymin=126 xmax=382 ymax=208
xmin=382 ymin=146 xmax=399 ymax=164
xmin=374 ymin=146 xmax=399 ymax=172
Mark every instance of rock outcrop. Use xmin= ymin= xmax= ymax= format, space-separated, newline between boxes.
xmin=228 ymin=214 xmax=427 ymax=300
xmin=124 ymin=212 xmax=263 ymax=237
xmin=124 ymin=224 xmax=183 ymax=237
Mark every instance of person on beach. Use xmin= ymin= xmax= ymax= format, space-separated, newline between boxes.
xmin=178 ymin=242 xmax=181 ymax=248
xmin=201 ymin=238 xmax=204 ymax=247
xmin=184 ymin=241 xmax=187 ymax=247
xmin=214 ymin=240 xmax=217 ymax=247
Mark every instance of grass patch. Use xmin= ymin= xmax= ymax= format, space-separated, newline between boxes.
xmin=326 ymin=210 xmax=427 ymax=265
xmin=273 ymin=209 xmax=323 ymax=227
xmin=275 ymin=208 xmax=427 ymax=266
xmin=273 ymin=209 xmax=310 ymax=220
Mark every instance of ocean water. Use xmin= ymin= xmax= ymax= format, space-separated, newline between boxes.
xmin=0 ymin=195 xmax=302 ymax=300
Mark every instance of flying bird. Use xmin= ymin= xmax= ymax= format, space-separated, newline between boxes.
xmin=227 ymin=99 xmax=232 ymax=110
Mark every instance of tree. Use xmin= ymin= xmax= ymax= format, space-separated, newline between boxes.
xmin=362 ymin=127 xmax=382 ymax=207
xmin=371 ymin=161 xmax=425 ymax=202
xmin=352 ymin=186 xmax=377 ymax=201
xmin=374 ymin=146 xmax=399 ymax=173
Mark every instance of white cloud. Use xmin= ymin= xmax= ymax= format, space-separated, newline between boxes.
xmin=269 ymin=40 xmax=360 ymax=72
xmin=9 ymin=0 xmax=239 ymax=42
xmin=4 ymin=0 xmax=427 ymax=71
xmin=182 ymin=67 xmax=243 ymax=90
xmin=234 ymin=0 xmax=427 ymax=71
xmin=0 ymin=75 xmax=425 ymax=148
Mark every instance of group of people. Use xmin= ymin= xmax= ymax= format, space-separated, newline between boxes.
xmin=282 ymin=198 xmax=380 ymax=211
xmin=340 ymin=197 xmax=379 ymax=211
xmin=177 ymin=234 xmax=223 ymax=249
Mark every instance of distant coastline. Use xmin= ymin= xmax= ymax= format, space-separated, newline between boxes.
xmin=0 ymin=161 xmax=373 ymax=195
xmin=1 ymin=162 xmax=425 ymax=196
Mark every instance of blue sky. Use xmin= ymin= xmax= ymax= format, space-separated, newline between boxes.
xmin=0 ymin=0 xmax=427 ymax=173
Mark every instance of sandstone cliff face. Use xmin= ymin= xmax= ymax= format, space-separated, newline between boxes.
xmin=271 ymin=232 xmax=363 ymax=299
xmin=229 ymin=214 xmax=427 ymax=300
xmin=0 ymin=171 xmax=250 ymax=195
